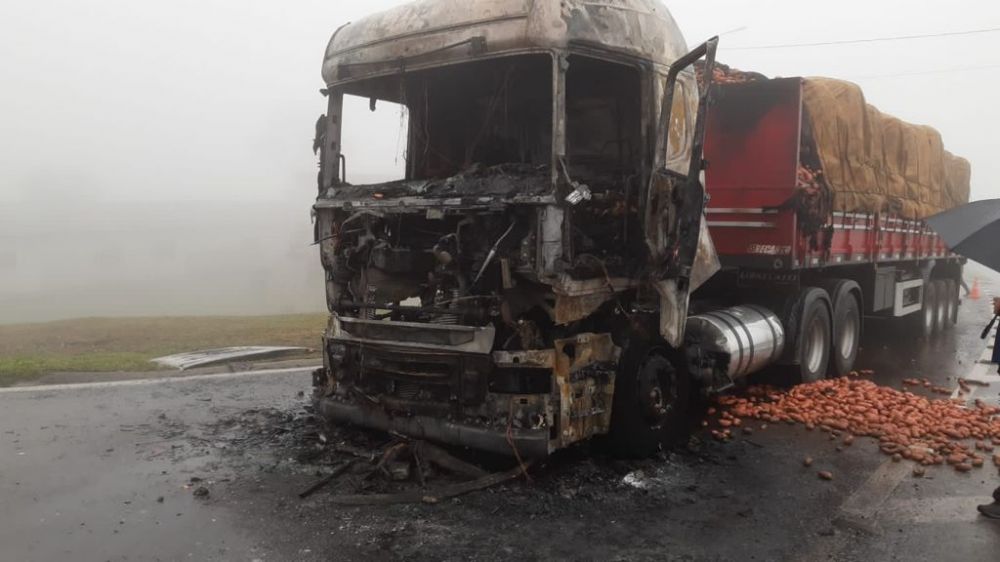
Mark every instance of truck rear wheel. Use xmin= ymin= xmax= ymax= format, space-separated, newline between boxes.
xmin=943 ymin=279 xmax=958 ymax=328
xmin=917 ymin=281 xmax=938 ymax=338
xmin=933 ymin=280 xmax=948 ymax=334
xmin=798 ymin=297 xmax=832 ymax=383
xmin=606 ymin=339 xmax=691 ymax=458
xmin=829 ymin=288 xmax=861 ymax=377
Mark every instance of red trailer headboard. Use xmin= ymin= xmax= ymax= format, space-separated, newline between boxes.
xmin=704 ymin=78 xmax=803 ymax=268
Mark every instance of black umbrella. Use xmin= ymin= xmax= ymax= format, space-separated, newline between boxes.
xmin=926 ymin=199 xmax=1000 ymax=273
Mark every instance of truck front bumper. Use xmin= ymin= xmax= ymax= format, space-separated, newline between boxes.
xmin=316 ymin=315 xmax=621 ymax=457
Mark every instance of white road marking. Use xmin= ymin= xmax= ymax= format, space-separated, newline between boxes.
xmin=837 ymin=459 xmax=913 ymax=529
xmin=833 ymin=328 xmax=997 ymax=534
xmin=879 ymin=496 xmax=987 ymax=524
xmin=799 ymin=325 xmax=1000 ymax=560
xmin=954 ymin=327 xmax=998 ymax=401
xmin=0 ymin=366 xmax=320 ymax=394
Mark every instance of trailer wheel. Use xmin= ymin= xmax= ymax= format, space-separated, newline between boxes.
xmin=917 ymin=281 xmax=938 ymax=339
xmin=932 ymin=280 xmax=949 ymax=334
xmin=829 ymin=289 xmax=861 ymax=376
xmin=943 ymin=279 xmax=958 ymax=327
xmin=798 ymin=297 xmax=832 ymax=383
xmin=606 ymin=339 xmax=691 ymax=457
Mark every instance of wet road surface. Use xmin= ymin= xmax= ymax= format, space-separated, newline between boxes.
xmin=2 ymin=269 xmax=1000 ymax=561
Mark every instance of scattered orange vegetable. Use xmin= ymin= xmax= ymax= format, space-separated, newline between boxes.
xmin=712 ymin=375 xmax=1000 ymax=475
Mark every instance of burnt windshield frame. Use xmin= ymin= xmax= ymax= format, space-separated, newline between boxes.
xmin=321 ymin=52 xmax=557 ymax=193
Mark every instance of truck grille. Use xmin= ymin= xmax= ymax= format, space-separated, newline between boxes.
xmin=337 ymin=344 xmax=490 ymax=407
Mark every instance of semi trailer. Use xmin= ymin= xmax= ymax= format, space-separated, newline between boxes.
xmin=310 ymin=0 xmax=971 ymax=457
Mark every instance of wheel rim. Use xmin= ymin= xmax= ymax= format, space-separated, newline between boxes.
xmin=839 ymin=305 xmax=858 ymax=360
xmin=636 ymin=353 xmax=677 ymax=428
xmin=804 ymin=314 xmax=827 ymax=375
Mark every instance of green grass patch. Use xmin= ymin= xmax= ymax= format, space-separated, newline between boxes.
xmin=0 ymin=353 xmax=154 ymax=386
xmin=0 ymin=314 xmax=327 ymax=386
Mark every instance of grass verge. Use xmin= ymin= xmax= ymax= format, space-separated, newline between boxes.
xmin=0 ymin=314 xmax=327 ymax=386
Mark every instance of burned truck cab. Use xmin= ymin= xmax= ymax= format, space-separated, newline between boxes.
xmin=313 ymin=0 xmax=719 ymax=457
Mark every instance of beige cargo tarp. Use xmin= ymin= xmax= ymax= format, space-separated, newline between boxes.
xmin=802 ymin=78 xmax=970 ymax=218
xmin=945 ymin=150 xmax=972 ymax=209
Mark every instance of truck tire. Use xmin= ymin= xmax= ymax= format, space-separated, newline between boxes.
xmin=829 ymin=288 xmax=861 ymax=377
xmin=932 ymin=280 xmax=948 ymax=334
xmin=944 ymin=279 xmax=958 ymax=327
xmin=917 ymin=281 xmax=937 ymax=339
xmin=797 ymin=296 xmax=833 ymax=383
xmin=606 ymin=338 xmax=691 ymax=458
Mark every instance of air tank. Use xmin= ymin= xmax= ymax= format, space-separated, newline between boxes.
xmin=686 ymin=305 xmax=785 ymax=379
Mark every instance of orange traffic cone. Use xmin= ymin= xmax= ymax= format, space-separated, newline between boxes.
xmin=970 ymin=278 xmax=981 ymax=300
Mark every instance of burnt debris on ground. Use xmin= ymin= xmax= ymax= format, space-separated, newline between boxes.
xmin=187 ymin=399 xmax=758 ymax=510
xmin=157 ymin=368 xmax=997 ymax=514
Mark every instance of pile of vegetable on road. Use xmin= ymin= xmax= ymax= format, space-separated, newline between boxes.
xmin=711 ymin=372 xmax=1000 ymax=478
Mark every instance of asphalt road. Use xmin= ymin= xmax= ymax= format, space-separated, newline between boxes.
xmin=3 ymin=272 xmax=1000 ymax=561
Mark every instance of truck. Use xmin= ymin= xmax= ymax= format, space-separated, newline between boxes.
xmin=310 ymin=0 xmax=971 ymax=458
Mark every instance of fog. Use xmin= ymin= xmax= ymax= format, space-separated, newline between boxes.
xmin=1 ymin=0 xmax=997 ymax=324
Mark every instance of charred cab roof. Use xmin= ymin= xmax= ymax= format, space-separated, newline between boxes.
xmin=322 ymin=0 xmax=690 ymax=87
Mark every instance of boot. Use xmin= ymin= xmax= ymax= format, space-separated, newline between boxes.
xmin=979 ymin=502 xmax=1000 ymax=520
xmin=978 ymin=487 xmax=1000 ymax=520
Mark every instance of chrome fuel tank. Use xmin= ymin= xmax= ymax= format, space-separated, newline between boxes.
xmin=686 ymin=305 xmax=785 ymax=379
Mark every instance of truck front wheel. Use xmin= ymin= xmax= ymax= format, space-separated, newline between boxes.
xmin=606 ymin=339 xmax=691 ymax=458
